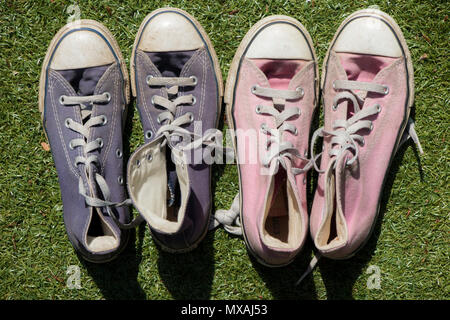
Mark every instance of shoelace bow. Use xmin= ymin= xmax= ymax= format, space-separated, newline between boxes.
xmin=210 ymin=85 xmax=313 ymax=235
xmin=61 ymin=93 xmax=143 ymax=229
xmin=295 ymin=79 xmax=424 ymax=286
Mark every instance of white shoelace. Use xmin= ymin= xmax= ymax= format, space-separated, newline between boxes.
xmin=61 ymin=93 xmax=143 ymax=229
xmin=146 ymin=76 xmax=229 ymax=161
xmin=211 ymin=85 xmax=312 ymax=235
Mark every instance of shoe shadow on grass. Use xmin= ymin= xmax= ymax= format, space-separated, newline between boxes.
xmin=155 ymin=230 xmax=215 ymax=300
xmin=317 ymin=134 xmax=421 ymax=299
xmin=155 ymin=147 xmax=224 ymax=299
xmin=80 ymin=225 xmax=147 ymax=299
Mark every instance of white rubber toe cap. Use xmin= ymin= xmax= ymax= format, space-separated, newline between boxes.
xmin=138 ymin=12 xmax=204 ymax=52
xmin=333 ymin=16 xmax=402 ymax=57
xmin=245 ymin=22 xmax=313 ymax=60
xmin=50 ymin=29 xmax=115 ymax=70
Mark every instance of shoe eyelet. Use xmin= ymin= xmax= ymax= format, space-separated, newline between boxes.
xmin=59 ymin=96 xmax=65 ymax=105
xmin=156 ymin=116 xmax=162 ymax=124
xmin=151 ymin=95 xmax=155 ymax=105
xmin=147 ymin=153 xmax=153 ymax=162
xmin=145 ymin=130 xmax=153 ymax=140
xmin=332 ymin=104 xmax=338 ymax=111
xmin=383 ymin=86 xmax=389 ymax=95
xmin=294 ymin=127 xmax=298 ymax=135
xmin=136 ymin=159 xmax=141 ymax=168
xmin=370 ymin=123 xmax=374 ymax=131
xmin=146 ymin=75 xmax=154 ymax=85
xmin=187 ymin=112 xmax=194 ymax=123
xmin=117 ymin=176 xmax=124 ymax=185
xmin=251 ymin=85 xmax=257 ymax=94
xmin=332 ymin=81 xmax=337 ymax=90
xmin=296 ymin=87 xmax=304 ymax=97
xmin=104 ymin=92 xmax=111 ymax=102
xmin=190 ymin=76 xmax=198 ymax=85
xmin=116 ymin=149 xmax=123 ymax=158
xmin=64 ymin=118 xmax=71 ymax=128
xmin=361 ymin=138 xmax=365 ymax=146
xmin=100 ymin=115 xmax=107 ymax=125
xmin=192 ymin=96 xmax=197 ymax=105
xmin=255 ymin=105 xmax=262 ymax=114
xmin=97 ymin=138 xmax=104 ymax=148
xmin=69 ymin=141 xmax=75 ymax=150
xmin=376 ymin=104 xmax=382 ymax=113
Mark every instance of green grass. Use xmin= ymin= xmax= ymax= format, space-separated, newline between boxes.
xmin=0 ymin=0 xmax=448 ymax=300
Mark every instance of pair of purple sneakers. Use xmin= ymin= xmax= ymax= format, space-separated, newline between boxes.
xmin=39 ymin=8 xmax=223 ymax=262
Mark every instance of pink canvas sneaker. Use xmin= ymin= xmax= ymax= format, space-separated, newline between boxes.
xmin=216 ymin=16 xmax=318 ymax=266
xmin=309 ymin=9 xmax=423 ymax=262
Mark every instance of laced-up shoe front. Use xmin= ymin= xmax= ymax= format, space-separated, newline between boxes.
xmin=220 ymin=16 xmax=318 ymax=266
xmin=127 ymin=8 xmax=224 ymax=252
xmin=310 ymin=9 xmax=423 ymax=260
xmin=39 ymin=20 xmax=134 ymax=262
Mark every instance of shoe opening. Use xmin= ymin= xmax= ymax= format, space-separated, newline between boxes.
xmin=86 ymin=209 xmax=118 ymax=253
xmin=262 ymin=168 xmax=302 ymax=249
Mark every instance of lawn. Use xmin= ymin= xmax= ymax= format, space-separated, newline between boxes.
xmin=0 ymin=0 xmax=448 ymax=300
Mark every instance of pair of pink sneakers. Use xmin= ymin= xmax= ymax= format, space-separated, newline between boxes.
xmin=213 ymin=9 xmax=423 ymax=273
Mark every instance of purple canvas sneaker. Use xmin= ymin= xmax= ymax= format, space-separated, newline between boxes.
xmin=127 ymin=8 xmax=223 ymax=252
xmin=39 ymin=20 xmax=139 ymax=262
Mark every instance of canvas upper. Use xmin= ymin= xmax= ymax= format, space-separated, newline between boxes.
xmin=223 ymin=16 xmax=318 ymax=266
xmin=127 ymin=8 xmax=223 ymax=252
xmin=310 ymin=9 xmax=421 ymax=259
xmin=39 ymin=20 xmax=131 ymax=262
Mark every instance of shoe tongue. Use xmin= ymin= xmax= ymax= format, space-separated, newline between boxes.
xmin=58 ymin=65 xmax=109 ymax=96
xmin=166 ymin=147 xmax=181 ymax=208
xmin=146 ymin=50 xmax=196 ymax=77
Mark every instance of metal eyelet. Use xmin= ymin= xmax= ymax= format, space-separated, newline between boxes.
xmin=294 ymin=127 xmax=298 ymax=135
xmin=100 ymin=115 xmax=107 ymax=125
xmin=97 ymin=138 xmax=104 ymax=148
xmin=146 ymin=75 xmax=154 ymax=85
xmin=383 ymin=86 xmax=389 ymax=95
xmin=69 ymin=141 xmax=74 ymax=150
xmin=147 ymin=153 xmax=153 ymax=162
xmin=190 ymin=76 xmax=198 ymax=85
xmin=332 ymin=81 xmax=337 ymax=90
xmin=361 ymin=138 xmax=365 ymax=146
xmin=64 ymin=118 xmax=71 ymax=128
xmin=136 ymin=159 xmax=141 ymax=167
xmin=117 ymin=176 xmax=124 ymax=185
xmin=156 ymin=116 xmax=162 ymax=124
xmin=104 ymin=92 xmax=111 ymax=102
xmin=192 ymin=96 xmax=197 ymax=105
xmin=151 ymin=95 xmax=155 ymax=105
xmin=59 ymin=96 xmax=65 ymax=104
xmin=370 ymin=122 xmax=374 ymax=131
xmin=187 ymin=112 xmax=194 ymax=123
xmin=255 ymin=105 xmax=262 ymax=114
xmin=116 ymin=149 xmax=123 ymax=158
xmin=145 ymin=130 xmax=153 ymax=140
xmin=332 ymin=104 xmax=338 ymax=111
xmin=376 ymin=104 xmax=382 ymax=113
xmin=251 ymin=85 xmax=257 ymax=94
xmin=296 ymin=87 xmax=304 ymax=97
